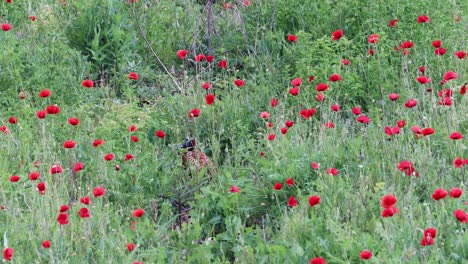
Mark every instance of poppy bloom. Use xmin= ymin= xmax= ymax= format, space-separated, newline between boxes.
xmin=417 ymin=15 xmax=430 ymax=23
xmin=389 ymin=93 xmax=399 ymax=101
xmin=93 ymin=187 xmax=106 ymax=198
xmin=9 ymin=175 xmax=20 ymax=182
xmin=368 ymin=34 xmax=379 ymax=44
xmin=396 ymin=120 xmax=406 ymax=128
xmin=73 ymin=162 xmax=84 ymax=172
xmin=360 ymin=250 xmax=373 ymax=260
xmin=133 ymin=209 xmax=145 ymax=218
xmin=461 ymin=85 xmax=466 ymax=95
xmin=39 ymin=89 xmax=51 ymax=98
xmin=381 ymin=206 xmax=399 ymax=217
xmin=271 ymin=98 xmax=278 ymax=107
xmin=125 ymin=153 xmax=134 ymax=161
xmin=229 ymin=185 xmax=240 ymax=193
xmin=419 ymin=65 xmax=425 ymax=73
xmin=131 ymin=135 xmax=139 ymax=142
xmin=432 ymin=40 xmax=442 ymax=48
xmin=420 ymin=236 xmax=434 ymax=246
xmin=127 ymin=243 xmax=135 ymax=252
xmin=341 ymin=59 xmax=350 ymax=65
xmin=46 ymin=105 xmax=60 ymax=114
xmin=332 ymin=29 xmax=343 ymax=41
xmin=189 ymin=108 xmax=201 ymax=118
xmin=351 ymin=107 xmax=361 ymax=115
xmin=267 ymin=134 xmax=276 ymax=141
xmin=205 ymin=94 xmax=215 ymax=105
xmin=316 ymin=83 xmax=328 ymax=92
xmin=29 ymin=171 xmax=40 ymax=181
xmin=310 ymin=257 xmax=326 ymax=264
xmin=454 ymin=51 xmax=466 ymax=59
xmin=289 ymin=87 xmax=299 ymax=96
xmin=57 ymin=213 xmax=69 ymax=225
xmin=201 ymin=82 xmax=211 ymax=90
xmin=291 ymin=77 xmax=302 ymax=87
xmin=37 ymin=182 xmax=46 ymax=194
xmin=285 ymin=177 xmax=293 ymax=186
xmin=273 ymin=183 xmax=283 ymax=190
xmin=3 ymin=247 xmax=13 ymax=261
xmin=400 ymin=41 xmax=414 ymax=49
xmin=416 ymin=76 xmax=431 ymax=84
xmin=206 ymin=55 xmax=213 ymax=62
xmin=443 ymin=71 xmax=457 ymax=81
xmin=421 ymin=128 xmax=434 ymax=136
xmin=177 ymin=50 xmax=188 ymax=59
xmin=50 ymin=164 xmax=62 ymax=174
xmin=331 ymin=104 xmax=340 ymax=112
xmin=424 ymin=228 xmax=437 ymax=238
xmin=454 ymin=209 xmax=468 ymax=223
xmin=128 ymin=72 xmax=139 ymax=80
xmin=450 ymin=188 xmax=462 ymax=198
xmin=326 ymin=168 xmax=338 ymax=176
xmin=195 ymin=54 xmax=205 ymax=62
xmin=311 ymin=162 xmax=320 ymax=170
xmin=398 ymin=160 xmax=416 ymax=176
xmin=329 ymin=73 xmax=342 ymax=82
xmin=308 ymin=196 xmax=320 ymax=207
xmin=104 ymin=153 xmax=114 ymax=161
xmin=308 ymin=76 xmax=315 ymax=82
xmin=434 ymin=47 xmax=446 ymax=56
xmin=42 ymin=240 xmax=51 ymax=249
xmin=60 ymin=205 xmax=69 ymax=213
xmin=68 ymin=117 xmax=80 ymax=126
xmin=78 ymin=207 xmax=90 ymax=218
xmin=287 ymin=196 xmax=298 ymax=207
xmin=389 ymin=19 xmax=398 ymax=27
xmin=82 ymin=79 xmax=94 ymax=88
xmin=7 ymin=117 xmax=16 ymax=124
xmin=1 ymin=23 xmax=11 ymax=31
xmin=450 ymin=132 xmax=463 ymax=140
xmin=155 ymin=130 xmax=166 ymax=138
xmin=381 ymin=194 xmax=397 ymax=208
xmin=63 ymin=140 xmax=76 ymax=149
xmin=324 ymin=122 xmax=334 ymax=128
xmin=218 ymin=60 xmax=227 ymax=69
xmin=234 ymin=79 xmax=245 ymax=87
xmin=357 ymin=115 xmax=370 ymax=124
xmin=432 ymin=188 xmax=448 ymax=200
xmin=405 ymin=99 xmax=417 ymax=108
xmin=80 ymin=196 xmax=91 ymax=205
xmin=287 ymin=34 xmax=298 ymax=42
xmin=35 ymin=110 xmax=46 ymax=119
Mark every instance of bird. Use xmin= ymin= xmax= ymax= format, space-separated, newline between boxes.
xmin=181 ymin=138 xmax=217 ymax=179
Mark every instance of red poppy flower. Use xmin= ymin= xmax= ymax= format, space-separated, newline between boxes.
xmin=308 ymin=76 xmax=315 ymax=82
xmin=368 ymin=34 xmax=379 ymax=44
xmin=82 ymin=79 xmax=94 ymax=88
xmin=93 ymin=139 xmax=105 ymax=147
xmin=420 ymin=236 xmax=434 ymax=246
xmin=38 ymin=89 xmax=51 ymax=98
xmin=73 ymin=162 xmax=84 ymax=172
xmin=104 ymin=153 xmax=114 ymax=161
xmin=42 ymin=240 xmax=50 ymax=249
xmin=417 ymin=15 xmax=430 ymax=23
xmin=3 ymin=247 xmax=13 ymax=261
xmin=300 ymin=109 xmax=314 ymax=119
xmin=316 ymin=83 xmax=328 ymax=92
xmin=273 ymin=183 xmax=283 ymax=190
xmin=381 ymin=206 xmax=399 ymax=217
xmin=267 ymin=134 xmax=276 ymax=141
xmin=127 ymin=72 xmax=138 ymax=80
xmin=424 ymin=228 xmax=437 ymax=238
xmin=201 ymin=82 xmax=211 ymax=90
xmin=461 ymin=85 xmax=467 ymax=95
xmin=189 ymin=108 xmax=201 ymax=118
xmin=57 ymin=213 xmax=69 ymax=225
xmin=67 ymin=117 xmax=79 ymax=126
xmin=419 ymin=65 xmax=425 ymax=73
xmin=195 ymin=54 xmax=205 ymax=62
xmin=1 ymin=23 xmax=11 ymax=31
xmin=381 ymin=194 xmax=397 ymax=208
xmin=454 ymin=209 xmax=468 ymax=223
xmin=0 ymin=126 xmax=8 ymax=134
xmin=453 ymin=157 xmax=463 ymax=168
xmin=311 ymin=162 xmax=320 ymax=170
xmin=234 ymin=79 xmax=245 ymax=87
xmin=205 ymin=94 xmax=215 ymax=105
xmin=50 ymin=164 xmax=62 ymax=174
xmin=133 ymin=209 xmax=145 ymax=218
xmin=155 ymin=130 xmax=166 ymax=138
xmin=454 ymin=51 xmax=466 ymax=59
xmin=229 ymin=185 xmax=240 ymax=193
xmin=63 ymin=140 xmax=76 ymax=149
xmin=330 ymin=104 xmax=340 ymax=112
xmin=396 ymin=120 xmax=405 ymax=128
xmin=356 ymin=115 xmax=370 ymax=124
xmin=291 ymin=77 xmax=302 ymax=87
xmin=450 ymin=187 xmax=462 ymax=198
xmin=332 ymin=29 xmax=343 ymax=41
xmin=60 ymin=205 xmax=69 ymax=213
xmin=29 ymin=15 xmax=36 ymax=21
xmin=416 ymin=76 xmax=431 ymax=84
xmin=80 ymin=196 xmax=91 ymax=205
xmin=400 ymin=41 xmax=414 ymax=49
xmin=443 ymin=71 xmax=457 ymax=81
xmin=218 ymin=60 xmax=227 ymax=69
xmin=329 ymin=73 xmax=342 ymax=82
xmin=8 ymin=117 xmax=17 ymax=124
xmin=280 ymin=127 xmax=288 ymax=134
xmin=287 ymin=34 xmax=298 ymax=43
xmin=46 ymin=105 xmax=60 ymax=114
xmin=389 ymin=19 xmax=398 ymax=27
xmin=450 ymin=132 xmax=463 ymax=140
xmin=127 ymin=243 xmax=135 ymax=252
xmin=326 ymin=168 xmax=338 ymax=176
xmin=434 ymin=47 xmax=446 ymax=56
xmin=287 ymin=196 xmax=298 ymax=207
xmin=29 ymin=171 xmax=40 ymax=181
xmin=283 ymin=120 xmax=293 ymax=128
xmin=405 ymin=99 xmax=417 ymax=108
xmin=131 ymin=135 xmax=139 ymax=142
xmin=388 ymin=93 xmax=399 ymax=101
xmin=341 ymin=59 xmax=350 ymax=65
xmin=432 ymin=40 xmax=441 ymax=48
xmin=360 ymin=250 xmax=373 ymax=260
xmin=421 ymin=128 xmax=434 ymax=136
xmin=351 ymin=107 xmax=361 ymax=115
xmin=78 ymin=207 xmax=90 ymax=218
xmin=324 ymin=122 xmax=334 ymax=128
xmin=93 ymin=187 xmax=106 ymax=198
xmin=316 ymin=92 xmax=325 ymax=102
xmin=432 ymin=188 xmax=448 ymax=200
xmin=285 ymin=177 xmax=294 ymax=186
xmin=289 ymin=87 xmax=299 ymax=96
xmin=9 ymin=175 xmax=20 ymax=182
xmin=206 ymin=55 xmax=213 ymax=62
xmin=310 ymin=257 xmax=326 ymax=264
xmin=438 ymin=89 xmax=453 ymax=98
xmin=177 ymin=50 xmax=188 ymax=59
xmin=308 ymin=196 xmax=320 ymax=207
xmin=271 ymin=98 xmax=278 ymax=107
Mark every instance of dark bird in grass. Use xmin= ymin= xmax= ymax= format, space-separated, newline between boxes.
xmin=181 ymin=138 xmax=217 ymax=179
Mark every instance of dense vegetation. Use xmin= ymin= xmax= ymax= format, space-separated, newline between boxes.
xmin=0 ymin=0 xmax=467 ymax=263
